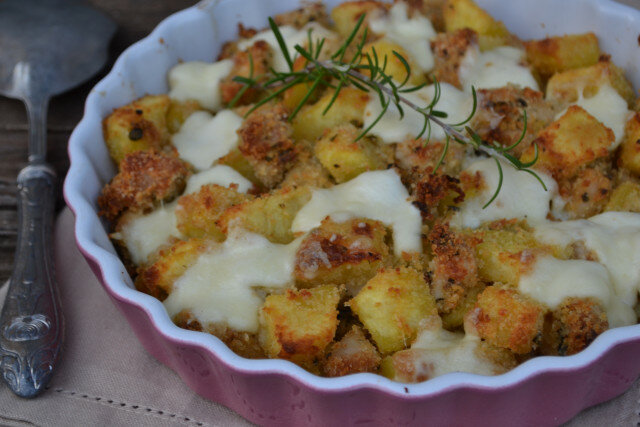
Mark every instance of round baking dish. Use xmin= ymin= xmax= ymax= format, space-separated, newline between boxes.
xmin=64 ymin=0 xmax=640 ymax=424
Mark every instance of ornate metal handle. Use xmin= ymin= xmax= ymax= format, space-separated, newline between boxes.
xmin=0 ymin=164 xmax=62 ymax=398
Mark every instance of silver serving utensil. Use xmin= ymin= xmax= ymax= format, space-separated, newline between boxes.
xmin=0 ymin=0 xmax=115 ymax=398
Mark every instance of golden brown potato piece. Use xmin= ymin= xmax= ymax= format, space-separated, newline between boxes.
xmin=563 ymin=167 xmax=612 ymax=219
xmin=619 ymin=112 xmax=640 ymax=176
xmin=411 ymin=174 xmax=465 ymax=223
xmin=216 ymin=148 xmax=262 ymax=188
xmin=217 ymin=185 xmax=311 ymax=244
xmin=292 ymin=87 xmax=370 ymax=142
xmin=605 ymin=180 xmax=640 ymax=213
xmin=428 ymin=223 xmax=480 ymax=318
xmin=173 ymin=310 xmax=264 ymax=359
xmin=220 ymin=41 xmax=273 ymax=106
xmin=273 ymin=2 xmax=330 ymax=28
xmin=314 ymin=124 xmax=391 ymax=183
xmin=470 ymin=220 xmax=569 ymax=286
xmin=166 ymin=99 xmax=201 ymax=134
xmin=443 ymin=0 xmax=514 ymax=51
xmin=237 ymin=103 xmax=298 ymax=188
xmin=98 ymin=150 xmax=189 ymax=222
xmin=430 ymin=28 xmax=478 ymax=89
xmin=175 ymin=184 xmax=252 ymax=240
xmin=103 ymin=94 xmax=171 ymax=165
xmin=279 ymin=150 xmax=332 ymax=189
xmin=322 ymin=325 xmax=381 ymax=377
xmin=524 ymin=33 xmax=600 ymax=81
xmin=546 ymin=59 xmax=635 ymax=106
xmin=349 ymin=267 xmax=438 ymax=354
xmin=520 ymin=106 xmax=613 ymax=181
xmin=467 ymin=284 xmax=545 ymax=354
xmin=395 ymin=138 xmax=466 ymax=183
xmin=472 ymin=85 xmax=555 ymax=158
xmin=540 ymin=297 xmax=608 ymax=356
xmin=135 ymin=238 xmax=209 ymax=301
xmin=259 ymin=285 xmax=341 ymax=371
xmin=294 ymin=218 xmax=389 ymax=295
xmin=330 ymin=1 xmax=388 ymax=41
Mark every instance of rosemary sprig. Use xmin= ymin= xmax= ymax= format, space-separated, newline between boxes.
xmin=231 ymin=15 xmax=545 ymax=207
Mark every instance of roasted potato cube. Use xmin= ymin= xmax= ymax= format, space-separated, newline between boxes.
xmin=292 ymin=87 xmax=370 ymax=142
xmin=430 ymin=28 xmax=478 ymax=89
xmin=314 ymin=124 xmax=390 ymax=183
xmin=520 ymin=106 xmax=613 ymax=180
xmin=322 ymin=325 xmax=381 ymax=377
xmin=259 ymin=285 xmax=341 ymax=370
xmin=349 ymin=267 xmax=438 ymax=354
xmin=361 ymin=40 xmax=427 ymax=86
xmin=135 ymin=238 xmax=209 ymax=300
xmin=605 ymin=181 xmax=640 ymax=212
xmin=273 ymin=2 xmax=330 ymax=28
xmin=540 ymin=297 xmax=608 ymax=356
xmin=175 ymin=184 xmax=252 ymax=240
xmin=217 ymin=185 xmax=312 ymax=244
xmin=103 ymin=94 xmax=171 ymax=164
xmin=279 ymin=150 xmax=333 ymax=189
xmin=440 ymin=284 xmax=484 ymax=330
xmin=217 ymin=148 xmax=261 ymax=187
xmin=443 ymin=0 xmax=513 ymax=51
xmin=546 ymin=60 xmax=635 ymax=106
xmin=395 ymin=138 xmax=466 ymax=183
xmin=237 ymin=103 xmax=298 ymax=189
xmin=524 ymin=33 xmax=600 ymax=80
xmin=467 ymin=284 xmax=545 ymax=354
xmin=98 ymin=150 xmax=189 ymax=222
xmin=619 ymin=112 xmax=640 ymax=176
xmin=471 ymin=85 xmax=555 ymax=158
xmin=166 ymin=99 xmax=201 ymax=134
xmin=471 ymin=221 xmax=568 ymax=286
xmin=428 ymin=223 xmax=479 ymax=317
xmin=220 ymin=41 xmax=273 ymax=106
xmin=411 ymin=173 xmax=465 ymax=223
xmin=563 ymin=167 xmax=612 ymax=219
xmin=330 ymin=1 xmax=387 ymax=41
xmin=294 ymin=218 xmax=390 ymax=295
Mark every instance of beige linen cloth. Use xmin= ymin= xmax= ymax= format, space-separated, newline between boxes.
xmin=0 ymin=209 xmax=637 ymax=426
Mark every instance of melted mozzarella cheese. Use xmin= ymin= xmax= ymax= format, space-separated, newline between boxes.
xmin=369 ymin=2 xmax=437 ymax=72
xmin=452 ymin=158 xmax=560 ymax=229
xmin=534 ymin=212 xmax=640 ymax=306
xmin=172 ymin=110 xmax=242 ymax=171
xmin=168 ymin=60 xmax=233 ymax=111
xmin=409 ymin=328 xmax=501 ymax=377
xmin=292 ymin=169 xmax=422 ymax=256
xmin=117 ymin=203 xmax=180 ymax=265
xmin=518 ymin=256 xmax=635 ymax=328
xmin=163 ymin=229 xmax=302 ymax=333
xmin=555 ymin=84 xmax=630 ymax=148
xmin=184 ymin=165 xmax=252 ymax=194
xmin=459 ymin=46 xmax=539 ymax=91
xmin=364 ymin=82 xmax=472 ymax=144
xmin=237 ymin=23 xmax=336 ymax=73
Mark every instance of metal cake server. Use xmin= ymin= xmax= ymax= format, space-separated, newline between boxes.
xmin=0 ymin=0 xmax=115 ymax=398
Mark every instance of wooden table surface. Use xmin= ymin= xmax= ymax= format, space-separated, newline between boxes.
xmin=0 ymin=0 xmax=198 ymax=283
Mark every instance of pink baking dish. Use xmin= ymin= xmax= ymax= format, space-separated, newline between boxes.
xmin=63 ymin=0 xmax=640 ymax=424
